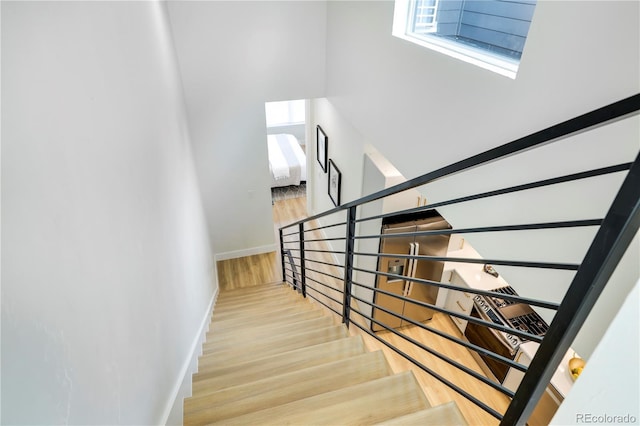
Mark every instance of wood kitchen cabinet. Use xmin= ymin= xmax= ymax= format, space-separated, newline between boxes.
xmin=444 ymin=270 xmax=475 ymax=333
xmin=504 ymin=343 xmax=565 ymax=425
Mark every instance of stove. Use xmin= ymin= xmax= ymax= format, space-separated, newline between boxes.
xmin=472 ymin=286 xmax=549 ymax=353
xmin=489 ymin=286 xmax=549 ymax=338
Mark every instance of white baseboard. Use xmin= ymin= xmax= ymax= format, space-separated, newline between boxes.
xmin=161 ymin=286 xmax=218 ymax=425
xmin=214 ymin=244 xmax=277 ymax=262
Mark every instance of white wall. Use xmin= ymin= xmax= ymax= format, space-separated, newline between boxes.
xmin=1 ymin=2 xmax=215 ymax=424
xmin=311 ymin=0 xmax=639 ymax=359
xmin=551 ymin=280 xmax=639 ymax=425
xmin=166 ymin=1 xmax=326 ymax=259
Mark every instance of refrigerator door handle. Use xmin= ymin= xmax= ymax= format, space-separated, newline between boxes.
xmin=407 ymin=242 xmax=419 ymax=297
xmin=403 ymin=243 xmax=415 ymax=297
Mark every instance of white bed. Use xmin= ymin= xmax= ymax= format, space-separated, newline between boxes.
xmin=268 ymin=133 xmax=307 ymax=188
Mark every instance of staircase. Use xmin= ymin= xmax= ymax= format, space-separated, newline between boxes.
xmin=184 ymin=282 xmax=467 ymax=425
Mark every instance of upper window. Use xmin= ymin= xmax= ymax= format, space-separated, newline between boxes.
xmin=265 ymin=99 xmax=306 ymax=128
xmin=393 ymin=0 xmax=537 ymax=78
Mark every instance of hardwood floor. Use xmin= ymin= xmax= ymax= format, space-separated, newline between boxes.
xmin=215 ymin=196 xmax=510 ymax=425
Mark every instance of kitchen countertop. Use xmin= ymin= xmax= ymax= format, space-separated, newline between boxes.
xmin=519 ymin=341 xmax=577 ymax=399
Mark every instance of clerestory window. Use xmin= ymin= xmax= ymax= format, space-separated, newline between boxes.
xmin=393 ymin=0 xmax=537 ymax=78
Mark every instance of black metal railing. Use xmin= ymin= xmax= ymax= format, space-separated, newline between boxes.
xmin=279 ymin=94 xmax=640 ymax=425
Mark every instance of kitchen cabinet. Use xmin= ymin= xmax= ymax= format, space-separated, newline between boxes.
xmin=504 ymin=342 xmax=575 ymax=426
xmin=445 ymin=270 xmax=474 ymax=333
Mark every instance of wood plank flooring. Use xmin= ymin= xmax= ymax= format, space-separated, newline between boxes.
xmin=211 ymin=195 xmax=509 ymax=425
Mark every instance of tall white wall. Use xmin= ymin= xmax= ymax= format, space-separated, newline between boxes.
xmin=165 ymin=1 xmax=326 ymax=259
xmin=309 ymin=0 xmax=639 ymax=359
xmin=552 ymin=280 xmax=639 ymax=424
xmin=1 ymin=2 xmax=215 ymax=424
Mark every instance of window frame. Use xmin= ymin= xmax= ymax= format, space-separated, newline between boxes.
xmin=392 ymin=0 xmax=525 ymax=79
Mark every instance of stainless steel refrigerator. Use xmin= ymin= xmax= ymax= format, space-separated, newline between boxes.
xmin=372 ymin=212 xmax=451 ymax=331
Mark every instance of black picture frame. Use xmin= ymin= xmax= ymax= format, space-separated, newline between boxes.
xmin=316 ymin=125 xmax=328 ymax=173
xmin=328 ymin=159 xmax=341 ymax=207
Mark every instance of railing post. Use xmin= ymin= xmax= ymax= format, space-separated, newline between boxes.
xmin=501 ymin=153 xmax=640 ymax=425
xmin=279 ymin=228 xmax=286 ymax=283
xmin=342 ymin=206 xmax=357 ymax=327
xmin=298 ymin=223 xmax=307 ymax=298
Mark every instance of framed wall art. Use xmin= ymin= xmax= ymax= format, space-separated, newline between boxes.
xmin=328 ymin=159 xmax=341 ymax=207
xmin=316 ymin=125 xmax=328 ymax=173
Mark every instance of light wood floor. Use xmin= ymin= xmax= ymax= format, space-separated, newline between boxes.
xmin=216 ymin=196 xmax=511 ymax=425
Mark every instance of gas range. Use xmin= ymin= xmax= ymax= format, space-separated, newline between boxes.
xmin=472 ymin=286 xmax=549 ymax=354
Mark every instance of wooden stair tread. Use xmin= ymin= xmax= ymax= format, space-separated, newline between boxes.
xmin=200 ymin=325 xmax=349 ymax=363
xmin=207 ymin=371 xmax=430 ymax=425
xmin=212 ymin=292 xmax=301 ymax=312
xmin=192 ymin=335 xmax=367 ymax=389
xmin=206 ymin=316 xmax=334 ymax=345
xmin=373 ymin=401 xmax=468 ymax=425
xmin=215 ymin=288 xmax=298 ymax=305
xmin=217 ymin=283 xmax=289 ymax=299
xmin=204 ymin=317 xmax=334 ymax=351
xmin=184 ymin=351 xmax=393 ymax=424
xmin=211 ymin=300 xmax=316 ymax=321
xmin=208 ymin=307 xmax=323 ymax=331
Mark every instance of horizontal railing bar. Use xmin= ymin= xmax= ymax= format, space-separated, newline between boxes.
xmin=280 ymin=94 xmax=639 ymax=231
xmin=303 ymin=265 xmax=345 ymax=284
xmin=353 ymin=251 xmax=579 ymax=271
xmin=353 ymin=163 xmax=632 ymax=225
xmin=305 ymin=291 xmax=342 ymax=317
xmin=304 ymin=248 xmax=347 ymax=256
xmin=348 ymin=299 xmax=515 ymax=397
xmin=347 ymin=312 xmax=504 ymax=421
xmin=284 ymin=236 xmax=347 ymax=245
xmin=305 ymin=285 xmax=344 ymax=307
xmin=281 ymin=229 xmax=300 ymax=237
xmin=304 ymin=275 xmax=344 ymax=295
xmin=355 ymin=219 xmax=602 ymax=241
xmin=287 ymin=255 xmax=344 ymax=274
xmin=353 ymin=267 xmax=560 ymax=311
xmin=302 ymin=236 xmax=347 ymax=243
xmin=350 ymin=292 xmax=528 ymax=373
xmin=302 ymin=221 xmax=347 ymax=233
xmin=351 ymin=276 xmax=543 ymax=342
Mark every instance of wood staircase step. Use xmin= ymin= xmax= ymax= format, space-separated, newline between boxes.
xmin=206 ymin=315 xmax=334 ymax=345
xmin=216 ymin=283 xmax=289 ymax=299
xmin=200 ymin=325 xmax=349 ymax=363
xmin=215 ymin=288 xmax=296 ymax=306
xmin=211 ymin=302 xmax=319 ymax=321
xmin=192 ymin=335 xmax=367 ymax=391
xmin=206 ymin=371 xmax=430 ymax=425
xmin=208 ymin=309 xmax=324 ymax=333
xmin=373 ymin=401 xmax=468 ymax=425
xmin=212 ymin=291 xmax=300 ymax=311
xmin=184 ymin=350 xmax=393 ymax=424
xmin=185 ymin=281 xmax=452 ymax=426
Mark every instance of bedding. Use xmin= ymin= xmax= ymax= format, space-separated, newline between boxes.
xmin=268 ymin=134 xmax=307 ymax=188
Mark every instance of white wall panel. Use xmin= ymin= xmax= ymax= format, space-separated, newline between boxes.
xmin=166 ymin=1 xmax=326 ymax=257
xmin=1 ymin=2 xmax=214 ymax=423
